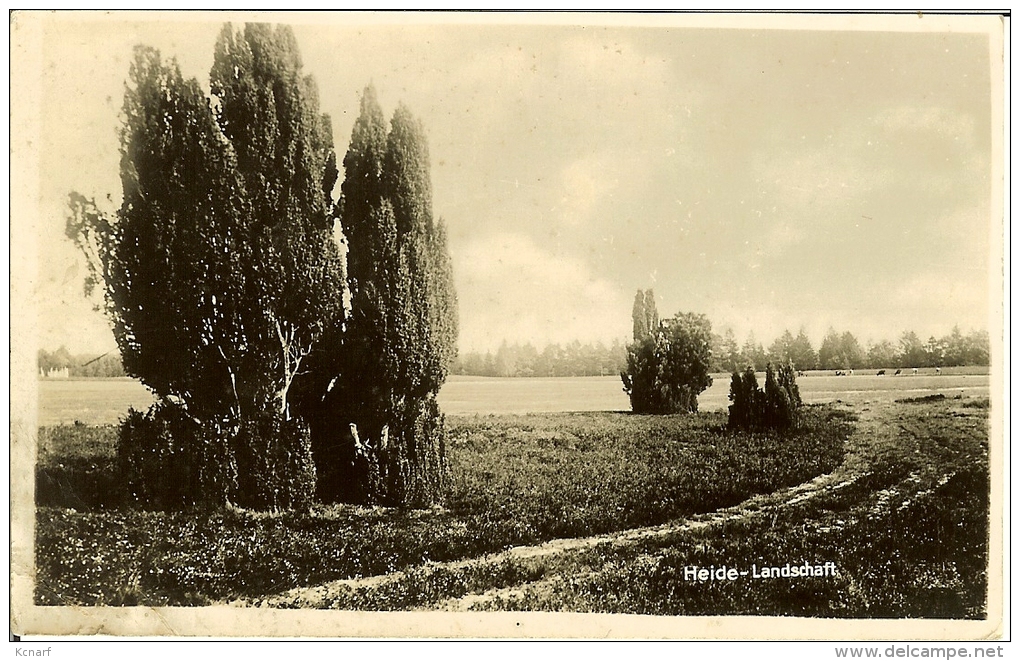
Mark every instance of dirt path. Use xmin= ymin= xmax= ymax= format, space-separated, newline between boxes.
xmin=249 ymin=396 xmax=987 ymax=612
xmin=246 ymin=402 xmax=897 ymax=611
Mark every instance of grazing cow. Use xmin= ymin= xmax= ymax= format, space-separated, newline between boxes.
xmin=876 ymin=369 xmax=886 ymax=376
xmin=935 ymin=367 xmax=942 ymax=375
xmin=848 ymin=369 xmax=854 ymax=376
xmin=894 ymin=369 xmax=902 ymax=376
xmin=835 ymin=370 xmax=844 ymax=376
xmin=912 ymin=368 xmax=918 ymax=375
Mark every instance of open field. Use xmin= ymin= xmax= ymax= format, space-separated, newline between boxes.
xmin=256 ymin=394 xmax=991 ymax=616
xmin=451 ymin=396 xmax=990 ymax=617
xmin=37 ymin=367 xmax=990 ymax=424
xmin=36 ymin=406 xmax=850 ymax=606
xmin=33 ymin=392 xmax=990 ymax=617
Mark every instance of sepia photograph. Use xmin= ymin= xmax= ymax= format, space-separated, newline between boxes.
xmin=9 ymin=10 xmax=1006 ymax=642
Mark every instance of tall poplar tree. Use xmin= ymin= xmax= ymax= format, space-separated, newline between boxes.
xmin=380 ymin=104 xmax=457 ymax=505
xmin=68 ymin=24 xmax=344 ymax=510
xmin=67 ymin=46 xmax=250 ymax=422
xmin=210 ymin=22 xmax=344 ymax=420
xmin=632 ymin=290 xmax=649 ymax=342
xmin=322 ymin=88 xmax=457 ymax=506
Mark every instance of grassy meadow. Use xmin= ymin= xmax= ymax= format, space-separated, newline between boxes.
xmin=36 ymin=406 xmax=850 ymax=606
xmin=33 ymin=376 xmax=990 ymax=617
xmin=461 ymin=395 xmax=990 ymax=617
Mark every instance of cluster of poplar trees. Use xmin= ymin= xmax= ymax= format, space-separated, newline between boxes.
xmin=621 ymin=290 xmax=714 ymax=414
xmin=67 ymin=24 xmax=457 ymax=510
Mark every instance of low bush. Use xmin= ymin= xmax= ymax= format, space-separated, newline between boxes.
xmin=119 ymin=401 xmax=315 ymax=511
xmin=728 ymin=361 xmax=801 ymax=430
xmin=896 ymin=393 xmax=947 ymax=404
xmin=233 ymin=412 xmax=316 ymax=512
xmin=119 ymin=401 xmax=205 ymax=510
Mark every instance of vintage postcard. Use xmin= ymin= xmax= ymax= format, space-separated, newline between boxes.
xmin=10 ymin=10 xmax=1007 ymax=642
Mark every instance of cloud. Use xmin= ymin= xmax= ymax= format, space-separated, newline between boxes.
xmin=556 ymin=156 xmax=607 ymax=226
xmin=874 ymin=105 xmax=978 ymax=143
xmin=889 ymin=271 xmax=990 ymax=324
xmin=553 ymin=151 xmax=646 ymax=229
xmin=454 ymin=232 xmax=631 ymax=352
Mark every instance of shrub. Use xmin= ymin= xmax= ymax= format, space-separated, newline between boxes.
xmin=728 ymin=361 xmax=801 ymax=430
xmin=621 ymin=291 xmax=713 ymax=415
xmin=119 ymin=401 xmax=315 ymax=511
xmin=621 ymin=335 xmax=659 ymax=413
xmin=777 ymin=360 xmax=801 ymax=406
xmin=232 ymin=412 xmax=316 ymax=512
xmin=119 ymin=401 xmax=207 ymax=510
xmin=763 ymin=363 xmax=795 ymax=429
xmin=726 ymin=367 xmax=761 ymax=430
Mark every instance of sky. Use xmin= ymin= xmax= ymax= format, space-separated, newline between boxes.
xmin=15 ymin=12 xmax=1003 ymax=356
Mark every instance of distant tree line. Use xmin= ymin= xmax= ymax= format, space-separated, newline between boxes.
xmin=43 ymin=323 xmax=989 ymax=384
xmin=451 ymin=325 xmax=989 ymax=379
xmin=710 ymin=326 xmax=990 ymax=372
xmin=452 ymin=340 xmax=628 ymax=377
xmin=37 ymin=347 xmax=125 ymax=378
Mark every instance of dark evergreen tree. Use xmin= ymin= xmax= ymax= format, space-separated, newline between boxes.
xmin=324 ymin=89 xmax=457 ymax=506
xmin=67 ymin=26 xmax=344 ymax=510
xmin=304 ymin=84 xmax=391 ymax=502
xmin=378 ymin=103 xmax=457 ymax=506
xmin=898 ymin=330 xmax=926 ymax=368
xmin=763 ymin=362 xmax=795 ymax=429
xmin=817 ymin=328 xmax=842 ymax=370
xmin=866 ymin=339 xmax=897 ymax=369
xmin=727 ymin=366 xmax=760 ymax=430
xmin=767 ymin=330 xmax=796 ymax=365
xmin=67 ymin=47 xmax=255 ymax=507
xmin=788 ymin=328 xmax=818 ymax=371
xmin=621 ymin=290 xmax=712 ymax=414
xmin=66 ymin=47 xmax=251 ymax=422
xmin=728 ymin=361 xmax=800 ymax=430
xmin=839 ymin=331 xmax=865 ymax=370
xmin=961 ymin=329 xmax=990 ymax=366
xmin=942 ymin=326 xmax=966 ymax=367
xmin=776 ymin=359 xmax=802 ymax=407
xmin=210 ymin=23 xmax=345 ymax=421
xmin=718 ymin=328 xmax=742 ymax=373
xmin=740 ymin=332 xmax=767 ymax=371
